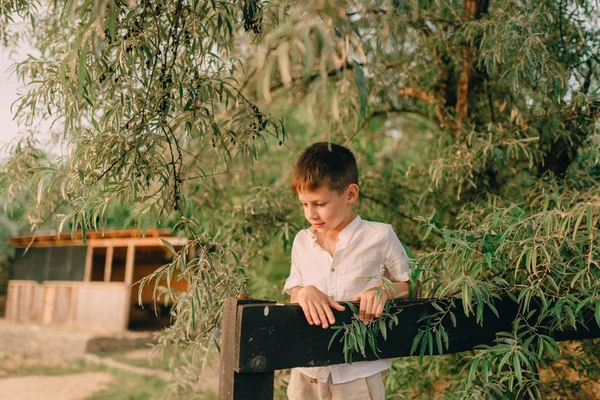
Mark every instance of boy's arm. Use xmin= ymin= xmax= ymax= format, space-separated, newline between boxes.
xmin=374 ymin=281 xmax=410 ymax=299
xmin=353 ymin=225 xmax=414 ymax=324
xmin=288 ymin=285 xmax=345 ymax=329
xmin=353 ymin=281 xmax=409 ymax=324
xmin=289 ymin=286 xmax=302 ymax=303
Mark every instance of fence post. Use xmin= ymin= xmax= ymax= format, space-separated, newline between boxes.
xmin=219 ymin=297 xmax=276 ymax=400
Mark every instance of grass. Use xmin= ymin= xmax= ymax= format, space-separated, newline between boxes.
xmin=85 ymin=368 xmax=168 ymax=400
xmin=0 ymin=355 xmax=90 ymax=377
xmin=94 ymin=347 xmax=172 ymax=371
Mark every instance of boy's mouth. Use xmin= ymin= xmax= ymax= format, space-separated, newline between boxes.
xmin=313 ymin=222 xmax=324 ymax=228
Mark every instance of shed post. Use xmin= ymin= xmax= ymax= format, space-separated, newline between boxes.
xmin=124 ymin=243 xmax=135 ymax=285
xmin=83 ymin=245 xmax=94 ymax=282
xmin=218 ymin=298 xmax=276 ymax=400
xmin=103 ymin=245 xmax=114 ymax=282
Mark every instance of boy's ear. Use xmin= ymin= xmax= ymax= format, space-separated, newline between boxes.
xmin=347 ymin=184 xmax=359 ymax=204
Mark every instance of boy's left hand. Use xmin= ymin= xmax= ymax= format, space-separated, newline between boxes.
xmin=353 ymin=287 xmax=389 ymax=324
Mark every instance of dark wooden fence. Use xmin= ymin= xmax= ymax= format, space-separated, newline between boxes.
xmin=218 ymin=297 xmax=600 ymax=399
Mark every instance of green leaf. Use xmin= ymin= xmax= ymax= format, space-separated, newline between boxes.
xmin=402 ymin=242 xmax=416 ymax=259
xmin=78 ymin=44 xmax=87 ymax=92
xmin=441 ymin=327 xmax=449 ymax=350
xmin=432 ymin=301 xmax=444 ymax=312
xmin=328 ymin=327 xmax=343 ymax=350
xmin=346 ymin=302 xmax=359 ymax=315
xmin=191 ymin=297 xmax=196 ymax=330
xmin=487 ymin=301 xmax=499 ymax=318
xmin=573 ymin=209 xmax=585 ymax=240
xmin=449 ymin=311 xmax=457 ymax=327
xmin=161 ymin=238 xmax=176 ymax=255
xmin=513 ymin=355 xmax=523 ymax=383
xmin=300 ymin=30 xmax=313 ymax=76
xmin=410 ymin=331 xmax=423 ymax=355
xmin=81 ymin=223 xmax=87 ymax=246
xmin=379 ymin=319 xmax=387 ymax=340
xmin=367 ymin=330 xmax=377 ymax=356
xmin=468 ymin=357 xmax=480 ymax=383
xmin=419 ymin=330 xmax=427 ymax=362
xmin=427 ymin=330 xmax=433 ymax=355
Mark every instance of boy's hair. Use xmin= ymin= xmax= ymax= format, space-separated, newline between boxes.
xmin=291 ymin=142 xmax=358 ymax=193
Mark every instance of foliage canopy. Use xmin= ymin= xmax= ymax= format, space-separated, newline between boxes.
xmin=1 ymin=0 xmax=599 ymax=398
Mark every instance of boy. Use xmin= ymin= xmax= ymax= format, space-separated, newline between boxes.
xmin=284 ymin=142 xmax=411 ymax=400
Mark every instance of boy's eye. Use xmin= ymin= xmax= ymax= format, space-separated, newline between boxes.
xmin=316 ymin=203 xmax=325 ymax=207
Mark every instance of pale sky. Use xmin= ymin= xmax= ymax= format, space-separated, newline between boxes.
xmin=0 ymin=46 xmax=23 ymax=157
xmin=0 ymin=42 xmax=56 ymax=160
xmin=0 ymin=16 xmax=58 ymax=160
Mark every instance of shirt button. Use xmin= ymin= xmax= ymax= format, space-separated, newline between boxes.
xmin=330 ymin=268 xmax=335 ymax=272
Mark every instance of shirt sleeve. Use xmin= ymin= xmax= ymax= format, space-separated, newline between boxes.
xmin=384 ymin=224 xmax=410 ymax=282
xmin=283 ymin=234 xmax=303 ymax=294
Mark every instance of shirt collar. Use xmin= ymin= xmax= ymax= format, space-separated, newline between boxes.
xmin=308 ymin=215 xmax=362 ymax=244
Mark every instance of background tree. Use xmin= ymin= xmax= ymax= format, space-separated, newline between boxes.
xmin=1 ymin=0 xmax=599 ymax=398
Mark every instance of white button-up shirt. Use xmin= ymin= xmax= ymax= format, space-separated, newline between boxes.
xmin=283 ymin=215 xmax=410 ymax=384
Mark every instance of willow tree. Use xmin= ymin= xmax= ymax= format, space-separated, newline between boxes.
xmin=1 ymin=0 xmax=599 ymax=398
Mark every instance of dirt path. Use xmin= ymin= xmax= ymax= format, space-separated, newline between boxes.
xmin=0 ymin=339 xmax=220 ymax=398
xmin=0 ymin=372 xmax=113 ymax=400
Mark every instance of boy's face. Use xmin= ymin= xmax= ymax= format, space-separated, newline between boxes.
xmin=298 ymin=184 xmax=358 ymax=234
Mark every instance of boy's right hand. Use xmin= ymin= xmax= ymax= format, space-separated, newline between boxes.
xmin=297 ymin=286 xmax=345 ymax=329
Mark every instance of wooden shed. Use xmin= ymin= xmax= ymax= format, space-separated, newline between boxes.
xmin=5 ymin=229 xmax=188 ymax=330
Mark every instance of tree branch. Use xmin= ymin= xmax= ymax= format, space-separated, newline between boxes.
xmin=455 ymin=0 xmax=488 ymax=124
xmin=398 ymin=87 xmax=450 ymax=128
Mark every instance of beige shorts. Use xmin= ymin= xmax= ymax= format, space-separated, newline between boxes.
xmin=287 ymin=369 xmax=385 ymax=400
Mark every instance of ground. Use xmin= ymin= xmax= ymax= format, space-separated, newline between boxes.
xmin=0 ymin=372 xmax=114 ymax=400
xmin=0 ymin=344 xmax=220 ymax=399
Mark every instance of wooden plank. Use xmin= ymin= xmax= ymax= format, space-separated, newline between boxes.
xmin=73 ymin=283 xmax=130 ymax=329
xmin=84 ymin=245 xmax=94 ymax=282
xmin=7 ymin=240 xmax=85 ymax=248
xmin=124 ymin=243 xmax=135 ymax=285
xmin=5 ymin=282 xmax=16 ymax=320
xmin=43 ymin=281 xmax=126 ymax=288
xmin=31 ymin=284 xmax=45 ymax=321
xmin=28 ymin=285 xmax=37 ymax=320
xmin=88 ymin=237 xmax=188 ymax=248
xmin=235 ymin=297 xmax=600 ymax=373
xmin=8 ymin=235 xmax=182 ymax=248
xmin=68 ymin=286 xmax=77 ymax=324
xmin=8 ymin=228 xmax=174 ymax=247
xmin=219 ymin=298 xmax=239 ymax=400
xmin=6 ymin=280 xmax=43 ymax=322
xmin=104 ymin=246 xmax=114 ymax=282
xmin=50 ymin=286 xmax=71 ymax=324
xmin=42 ymin=286 xmax=55 ymax=324
xmin=219 ymin=298 xmax=276 ymax=400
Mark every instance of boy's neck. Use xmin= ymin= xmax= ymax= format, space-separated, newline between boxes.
xmin=324 ymin=212 xmax=356 ymax=241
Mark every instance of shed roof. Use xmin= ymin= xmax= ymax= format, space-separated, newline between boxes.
xmin=8 ymin=228 xmax=174 ymax=248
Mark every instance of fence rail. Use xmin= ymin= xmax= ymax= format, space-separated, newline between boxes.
xmin=218 ymin=296 xmax=600 ymax=400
